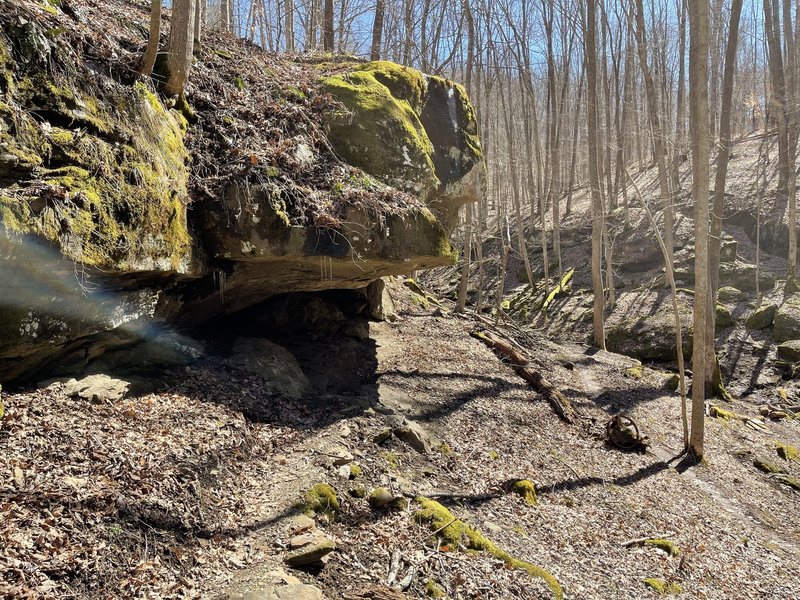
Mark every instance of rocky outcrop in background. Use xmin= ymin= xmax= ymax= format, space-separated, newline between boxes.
xmin=0 ymin=0 xmax=483 ymax=383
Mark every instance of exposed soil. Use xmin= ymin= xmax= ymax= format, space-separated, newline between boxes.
xmin=2 ymin=280 xmax=799 ymax=599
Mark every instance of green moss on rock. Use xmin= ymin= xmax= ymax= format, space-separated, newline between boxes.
xmin=321 ymin=62 xmax=438 ymax=194
xmin=510 ymin=479 xmax=538 ymax=506
xmin=304 ymin=483 xmax=341 ymax=519
xmin=413 ymin=497 xmax=563 ymax=599
xmin=775 ymin=442 xmax=799 ymax=462
xmin=0 ymin=72 xmax=191 ymax=273
xmin=754 ymin=458 xmax=787 ymax=474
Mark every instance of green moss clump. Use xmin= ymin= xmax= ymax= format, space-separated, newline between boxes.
xmin=413 ymin=497 xmax=563 ymax=600
xmin=321 ymin=62 xmax=439 ymax=195
xmin=644 ymin=578 xmax=682 ymax=595
xmin=643 ymin=539 xmax=680 ymax=556
xmin=775 ymin=475 xmax=800 ymax=491
xmin=510 ymin=479 xmax=538 ymax=506
xmin=382 ymin=451 xmax=400 ymax=470
xmin=349 ymin=463 xmax=362 ymax=478
xmin=775 ymin=442 xmax=799 ymax=462
xmin=625 ymin=365 xmax=644 ymax=379
xmin=426 ymin=579 xmax=445 ymax=598
xmin=754 ymin=458 xmax=788 ymax=474
xmin=304 ymin=483 xmax=341 ymax=520
xmin=349 ymin=486 xmax=367 ymax=498
xmin=488 ymin=450 xmax=499 ymax=460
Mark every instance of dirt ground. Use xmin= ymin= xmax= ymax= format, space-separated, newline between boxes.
xmin=2 ymin=280 xmax=799 ymax=599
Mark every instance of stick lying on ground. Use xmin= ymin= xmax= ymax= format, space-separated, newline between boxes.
xmin=471 ymin=329 xmax=578 ymax=424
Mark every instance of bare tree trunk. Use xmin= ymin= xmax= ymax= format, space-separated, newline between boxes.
xmin=194 ymin=0 xmax=204 ymax=50
xmin=370 ymin=0 xmax=385 ymax=60
xmin=673 ymin=0 xmax=687 ymax=191
xmin=633 ymin=0 xmax=674 ymax=269
xmin=164 ymin=0 xmax=196 ymax=97
xmin=138 ymin=0 xmax=162 ymax=77
xmin=456 ymin=203 xmax=472 ymax=312
xmin=285 ymin=0 xmax=295 ymax=51
xmin=221 ymin=0 xmax=231 ymax=31
xmin=323 ymin=0 xmax=334 ymax=51
xmin=403 ymin=0 xmax=414 ymax=64
xmin=585 ymin=0 xmax=606 ymax=349
xmin=705 ymin=0 xmax=743 ymax=399
xmin=689 ymin=0 xmax=711 ymax=460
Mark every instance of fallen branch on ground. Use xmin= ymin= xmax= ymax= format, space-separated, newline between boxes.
xmin=470 ymin=329 xmax=578 ymax=424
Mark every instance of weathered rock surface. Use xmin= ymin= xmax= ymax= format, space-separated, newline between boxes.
xmin=0 ymin=8 xmax=482 ymax=384
xmin=284 ymin=535 xmax=336 ymax=567
xmin=745 ymin=303 xmax=778 ymax=330
xmin=774 ymin=295 xmax=800 ymax=342
xmin=64 ymin=374 xmax=129 ymax=403
xmin=777 ymin=340 xmax=800 ymax=362
xmin=228 ymin=338 xmax=310 ymax=399
xmin=605 ymin=291 xmax=693 ymax=361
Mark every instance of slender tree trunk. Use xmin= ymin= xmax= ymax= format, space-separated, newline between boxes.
xmin=194 ymin=0 xmax=204 ymax=50
xmin=323 ymin=0 xmax=334 ymax=51
xmin=285 ymin=0 xmax=295 ymax=51
xmin=164 ymin=0 xmax=196 ymax=97
xmin=370 ymin=0 xmax=384 ymax=59
xmin=673 ymin=0 xmax=688 ymax=191
xmin=138 ymin=0 xmax=162 ymax=77
xmin=585 ymin=0 xmax=606 ymax=349
xmin=633 ymin=0 xmax=674 ymax=269
xmin=403 ymin=0 xmax=414 ymax=64
xmin=689 ymin=0 xmax=711 ymax=460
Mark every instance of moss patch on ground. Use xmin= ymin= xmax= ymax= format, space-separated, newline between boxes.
xmin=644 ymin=578 xmax=682 ymax=595
xmin=413 ymin=497 xmax=563 ymax=599
xmin=304 ymin=483 xmax=341 ymax=520
xmin=510 ymin=479 xmax=538 ymax=506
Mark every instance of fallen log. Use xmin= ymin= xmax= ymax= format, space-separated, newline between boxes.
xmin=470 ymin=329 xmax=578 ymax=424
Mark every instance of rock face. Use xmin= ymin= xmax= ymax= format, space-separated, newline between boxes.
xmin=774 ymin=295 xmax=800 ymax=342
xmin=0 ymin=7 xmax=483 ymax=384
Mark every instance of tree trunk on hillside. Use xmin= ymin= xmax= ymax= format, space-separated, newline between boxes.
xmin=138 ymin=0 xmax=161 ymax=77
xmin=370 ymin=0 xmax=385 ymax=60
xmin=673 ymin=0 xmax=687 ymax=192
xmin=194 ymin=0 xmax=204 ymax=50
xmin=585 ymin=0 xmax=606 ymax=349
xmin=689 ymin=0 xmax=711 ymax=460
xmin=456 ymin=203 xmax=472 ymax=312
xmin=323 ymin=0 xmax=334 ymax=51
xmin=707 ymin=0 xmax=743 ymax=398
xmin=633 ymin=0 xmax=674 ymax=270
xmin=403 ymin=0 xmax=414 ymax=64
xmin=285 ymin=0 xmax=295 ymax=51
xmin=164 ymin=0 xmax=196 ymax=97
xmin=221 ymin=0 xmax=231 ymax=31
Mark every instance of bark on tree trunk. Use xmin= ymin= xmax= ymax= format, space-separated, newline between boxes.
xmin=689 ymin=0 xmax=711 ymax=459
xmin=370 ymin=0 xmax=385 ymax=60
xmin=585 ymin=0 xmax=606 ymax=349
xmin=164 ymin=0 xmax=196 ymax=97
xmin=138 ymin=0 xmax=161 ymax=77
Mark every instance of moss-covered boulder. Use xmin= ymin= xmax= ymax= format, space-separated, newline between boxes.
xmin=716 ymin=303 xmax=734 ymax=328
xmin=322 ymin=62 xmax=483 ymax=228
xmin=774 ymin=295 xmax=800 ymax=342
xmin=745 ymin=303 xmax=778 ymax=330
xmin=0 ymin=4 xmax=483 ymax=384
xmin=717 ymin=286 xmax=746 ymax=303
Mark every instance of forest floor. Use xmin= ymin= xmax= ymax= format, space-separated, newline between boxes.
xmin=2 ymin=281 xmax=800 ymax=600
